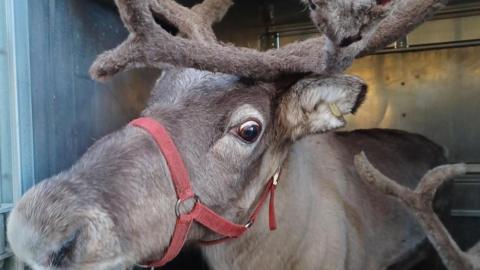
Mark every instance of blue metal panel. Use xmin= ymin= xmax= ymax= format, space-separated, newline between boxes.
xmin=2 ymin=0 xmax=35 ymax=267
xmin=11 ymin=0 xmax=34 ymax=195
xmin=0 ymin=0 xmax=13 ymax=204
xmin=27 ymin=0 xmax=159 ymax=182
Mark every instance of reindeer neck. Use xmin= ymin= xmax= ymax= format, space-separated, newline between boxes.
xmin=200 ymin=134 xmax=342 ymax=269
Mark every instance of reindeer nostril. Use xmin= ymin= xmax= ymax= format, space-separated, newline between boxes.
xmin=50 ymin=230 xmax=80 ymax=267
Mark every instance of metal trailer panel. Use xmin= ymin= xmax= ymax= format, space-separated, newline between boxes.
xmin=345 ymin=46 xmax=480 ymax=163
xmin=27 ymin=0 xmax=159 ymax=182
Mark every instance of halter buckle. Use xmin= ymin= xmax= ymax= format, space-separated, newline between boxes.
xmin=175 ymin=195 xmax=199 ymax=217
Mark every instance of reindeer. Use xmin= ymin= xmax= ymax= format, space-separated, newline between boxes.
xmin=7 ymin=0 xmax=451 ymax=269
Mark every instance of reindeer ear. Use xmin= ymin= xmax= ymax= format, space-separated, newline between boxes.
xmin=275 ymin=74 xmax=367 ymax=141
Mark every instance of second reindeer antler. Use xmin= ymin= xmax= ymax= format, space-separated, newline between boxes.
xmin=354 ymin=152 xmax=480 ymax=270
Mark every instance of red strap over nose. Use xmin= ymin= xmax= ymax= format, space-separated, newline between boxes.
xmin=131 ymin=118 xmax=194 ymax=201
xmin=130 ymin=117 xmax=279 ymax=268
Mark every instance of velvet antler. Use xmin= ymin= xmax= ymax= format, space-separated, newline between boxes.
xmin=361 ymin=0 xmax=449 ymax=54
xmin=149 ymin=0 xmax=230 ymax=43
xmin=91 ymin=0 xmax=448 ymax=81
xmin=305 ymin=0 xmax=448 ymax=70
xmin=354 ymin=152 xmax=480 ymax=270
xmin=90 ymin=0 xmax=334 ymax=81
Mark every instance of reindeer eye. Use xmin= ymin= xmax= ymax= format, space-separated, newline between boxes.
xmin=236 ymin=120 xmax=262 ymax=143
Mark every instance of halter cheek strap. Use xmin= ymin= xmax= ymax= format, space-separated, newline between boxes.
xmin=130 ymin=117 xmax=279 ymax=268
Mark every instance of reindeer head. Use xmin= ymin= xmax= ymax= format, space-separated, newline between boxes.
xmin=7 ymin=0 xmax=447 ymax=269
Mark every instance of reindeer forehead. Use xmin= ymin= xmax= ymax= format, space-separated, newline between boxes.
xmin=150 ymin=69 xmax=273 ymax=113
xmin=151 ymin=69 xmax=235 ymax=103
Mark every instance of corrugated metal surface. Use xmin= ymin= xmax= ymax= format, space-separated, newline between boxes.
xmin=0 ymin=1 xmax=13 ymax=265
xmin=345 ymin=46 xmax=480 ymax=163
xmin=27 ymin=0 xmax=160 ymax=182
xmin=2 ymin=0 xmax=36 ymax=267
xmin=0 ymin=0 xmax=13 ymax=205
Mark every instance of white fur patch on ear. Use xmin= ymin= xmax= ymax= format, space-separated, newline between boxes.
xmin=277 ymin=74 xmax=366 ymax=140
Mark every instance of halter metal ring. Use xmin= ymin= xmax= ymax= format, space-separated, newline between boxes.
xmin=244 ymin=219 xmax=254 ymax=229
xmin=175 ymin=195 xmax=199 ymax=217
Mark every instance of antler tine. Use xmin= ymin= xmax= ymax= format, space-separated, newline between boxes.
xmin=89 ymin=0 xmax=165 ymax=80
xmin=90 ymin=0 xmax=230 ymax=80
xmin=150 ymin=0 xmax=233 ymax=44
xmin=91 ymin=35 xmax=333 ymax=81
xmin=354 ymin=152 xmax=479 ymax=270
xmin=191 ymin=0 xmax=234 ymax=28
xmin=415 ymin=163 xmax=466 ymax=201
xmin=360 ymin=0 xmax=449 ymax=55
xmin=114 ymin=0 xmax=158 ymax=36
xmin=303 ymin=0 xmax=448 ymax=71
xmin=90 ymin=0 xmax=335 ymax=81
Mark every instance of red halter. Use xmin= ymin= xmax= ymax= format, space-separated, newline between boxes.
xmin=130 ymin=117 xmax=279 ymax=268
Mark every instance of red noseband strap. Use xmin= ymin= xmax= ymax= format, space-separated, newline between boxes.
xmin=130 ymin=117 xmax=279 ymax=268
